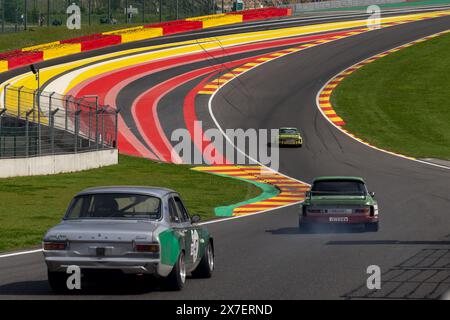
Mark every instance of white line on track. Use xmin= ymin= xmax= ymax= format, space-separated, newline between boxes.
xmin=0 ymin=249 xmax=42 ymax=259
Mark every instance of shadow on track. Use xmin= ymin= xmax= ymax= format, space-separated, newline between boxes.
xmin=266 ymin=225 xmax=367 ymax=235
xmin=0 ymin=274 xmax=187 ymax=296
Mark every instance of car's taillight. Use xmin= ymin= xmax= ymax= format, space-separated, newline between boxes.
xmin=354 ymin=207 xmax=370 ymax=214
xmin=43 ymin=241 xmax=67 ymax=250
xmin=134 ymin=243 xmax=159 ymax=253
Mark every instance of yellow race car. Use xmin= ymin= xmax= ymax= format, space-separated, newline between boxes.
xmin=278 ymin=127 xmax=303 ymax=147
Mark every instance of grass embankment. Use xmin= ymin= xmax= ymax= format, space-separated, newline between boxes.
xmin=331 ymin=32 xmax=450 ymax=160
xmin=0 ymin=155 xmax=261 ymax=252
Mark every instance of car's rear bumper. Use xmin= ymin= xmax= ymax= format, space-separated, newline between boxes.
xmin=301 ymin=214 xmax=378 ymax=224
xmin=44 ymin=255 xmax=160 ymax=275
xmin=279 ymin=141 xmax=302 ymax=146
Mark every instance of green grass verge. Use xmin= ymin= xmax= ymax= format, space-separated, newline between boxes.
xmin=0 ymin=24 xmax=147 ymax=52
xmin=331 ymin=32 xmax=450 ymax=160
xmin=0 ymin=155 xmax=261 ymax=252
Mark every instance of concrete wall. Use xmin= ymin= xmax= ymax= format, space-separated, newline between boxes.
xmin=0 ymin=149 xmax=118 ymax=178
xmin=286 ymin=0 xmax=406 ymax=12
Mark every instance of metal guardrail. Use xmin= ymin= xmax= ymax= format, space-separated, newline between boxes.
xmin=0 ymin=84 xmax=119 ymax=159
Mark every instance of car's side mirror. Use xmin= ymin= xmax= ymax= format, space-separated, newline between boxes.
xmin=305 ymin=191 xmax=311 ymax=199
xmin=191 ymin=215 xmax=201 ymax=224
xmin=369 ymin=191 xmax=375 ymax=198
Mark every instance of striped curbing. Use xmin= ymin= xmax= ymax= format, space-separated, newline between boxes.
xmin=192 ymin=165 xmax=309 ymax=216
xmin=316 ymin=29 xmax=450 ymax=160
xmin=0 ymin=7 xmax=292 ymax=74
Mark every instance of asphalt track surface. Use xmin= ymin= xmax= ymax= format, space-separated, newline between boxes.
xmin=1 ymin=11 xmax=450 ymax=299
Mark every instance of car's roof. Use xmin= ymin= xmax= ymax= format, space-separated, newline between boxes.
xmin=280 ymin=127 xmax=298 ymax=130
xmin=76 ymin=186 xmax=176 ymax=197
xmin=312 ymin=176 xmax=365 ymax=183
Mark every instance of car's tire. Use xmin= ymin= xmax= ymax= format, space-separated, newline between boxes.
xmin=192 ymin=241 xmax=214 ymax=278
xmin=48 ymin=271 xmax=67 ymax=292
xmin=365 ymin=222 xmax=379 ymax=232
xmin=165 ymin=251 xmax=186 ymax=291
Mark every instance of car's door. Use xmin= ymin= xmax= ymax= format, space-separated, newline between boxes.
xmin=173 ymin=195 xmax=199 ymax=268
xmin=168 ymin=196 xmax=188 ymax=263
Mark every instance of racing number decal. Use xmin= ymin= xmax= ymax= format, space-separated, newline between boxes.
xmin=190 ymin=229 xmax=200 ymax=263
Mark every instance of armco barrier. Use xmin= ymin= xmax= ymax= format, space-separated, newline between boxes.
xmin=0 ymin=7 xmax=292 ymax=73
xmin=0 ymin=60 xmax=7 ymax=73
xmin=144 ymin=20 xmax=203 ymax=35
xmin=228 ymin=7 xmax=292 ymax=21
xmin=60 ymin=34 xmax=122 ymax=51
xmin=186 ymin=13 xmax=243 ymax=28
xmin=103 ymin=26 xmax=163 ymax=43
xmin=22 ymin=41 xmax=61 ymax=51
xmin=0 ymin=50 xmax=43 ymax=69
xmin=23 ymin=42 xmax=81 ymax=60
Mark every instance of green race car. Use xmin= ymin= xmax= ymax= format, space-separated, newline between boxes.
xmin=299 ymin=176 xmax=379 ymax=232
xmin=278 ymin=127 xmax=303 ymax=147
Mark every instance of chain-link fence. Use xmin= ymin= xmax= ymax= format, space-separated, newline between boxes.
xmin=0 ymin=0 xmax=255 ymax=32
xmin=0 ymin=84 xmax=118 ymax=158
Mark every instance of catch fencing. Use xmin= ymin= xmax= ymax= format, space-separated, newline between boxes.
xmin=0 ymin=84 xmax=119 ymax=158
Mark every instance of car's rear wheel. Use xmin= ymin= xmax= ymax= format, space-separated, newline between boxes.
xmin=165 ymin=251 xmax=186 ymax=291
xmin=192 ymin=241 xmax=214 ymax=278
xmin=365 ymin=222 xmax=379 ymax=232
xmin=48 ymin=271 xmax=67 ymax=292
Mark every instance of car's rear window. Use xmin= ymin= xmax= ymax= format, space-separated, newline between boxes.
xmin=311 ymin=180 xmax=366 ymax=196
xmin=280 ymin=129 xmax=298 ymax=135
xmin=65 ymin=193 xmax=161 ymax=220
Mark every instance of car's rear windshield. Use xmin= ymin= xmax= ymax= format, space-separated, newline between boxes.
xmin=311 ymin=180 xmax=366 ymax=196
xmin=280 ymin=128 xmax=298 ymax=135
xmin=65 ymin=193 xmax=161 ymax=220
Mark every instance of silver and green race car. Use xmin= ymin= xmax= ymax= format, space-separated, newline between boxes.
xmin=278 ymin=127 xmax=303 ymax=147
xmin=43 ymin=186 xmax=214 ymax=291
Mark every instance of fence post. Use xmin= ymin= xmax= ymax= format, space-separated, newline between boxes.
xmin=88 ymin=0 xmax=91 ymax=26
xmin=0 ymin=109 xmax=6 ymax=158
xmin=96 ymin=108 xmax=102 ymax=150
xmin=3 ymin=83 xmax=9 ymax=110
xmin=17 ymin=86 xmax=24 ymax=121
xmin=2 ymin=0 xmax=5 ymax=33
xmin=32 ymin=89 xmax=36 ymax=122
xmin=25 ymin=109 xmax=34 ymax=157
xmin=49 ymin=92 xmax=55 ymax=118
xmin=36 ymin=89 xmax=42 ymax=156
xmin=114 ymin=108 xmax=120 ymax=149
xmin=65 ymin=95 xmax=72 ymax=130
xmin=101 ymin=107 xmax=108 ymax=149
xmin=74 ymin=109 xmax=82 ymax=153
xmin=50 ymin=108 xmax=59 ymax=155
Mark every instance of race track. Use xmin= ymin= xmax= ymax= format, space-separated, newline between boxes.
xmin=0 ymin=8 xmax=449 ymax=299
